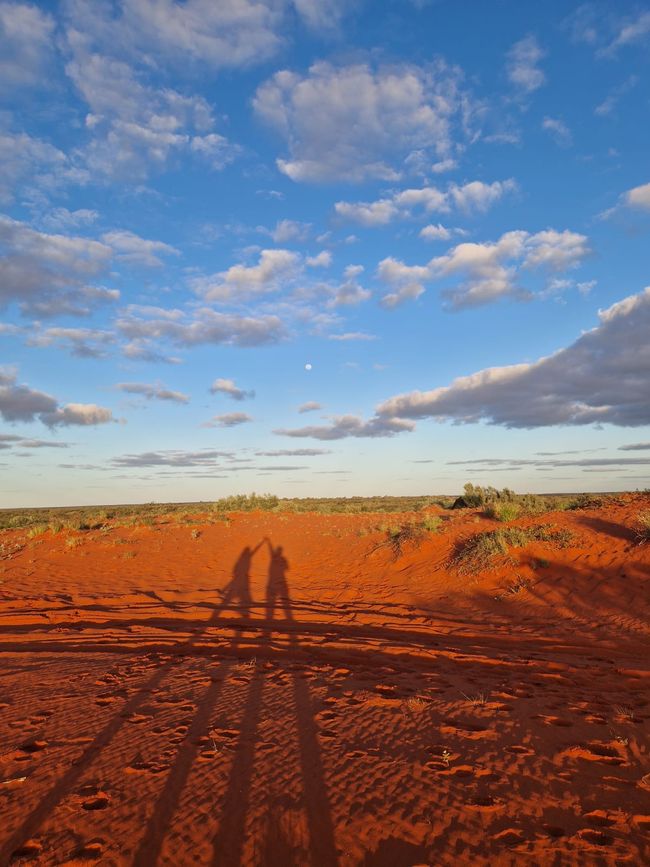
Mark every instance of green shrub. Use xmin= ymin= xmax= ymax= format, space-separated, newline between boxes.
xmin=452 ymin=525 xmax=574 ymax=574
xmin=483 ymin=502 xmax=521 ymax=522
xmin=636 ymin=511 xmax=650 ymax=543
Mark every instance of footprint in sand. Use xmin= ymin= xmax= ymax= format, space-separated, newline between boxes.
xmin=578 ymin=829 xmax=613 ymax=846
xmin=83 ymin=792 xmax=110 ymax=811
xmin=11 ymin=838 xmax=42 ymax=859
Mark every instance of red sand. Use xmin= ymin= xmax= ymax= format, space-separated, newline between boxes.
xmin=1 ymin=495 xmax=649 ymax=865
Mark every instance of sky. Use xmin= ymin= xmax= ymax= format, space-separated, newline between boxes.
xmin=1 ymin=0 xmax=650 ymax=507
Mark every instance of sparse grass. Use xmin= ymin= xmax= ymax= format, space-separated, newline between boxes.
xmin=190 ymin=528 xmax=201 ymax=540
xmin=372 ymin=521 xmax=426 ymax=558
xmin=460 ymin=690 xmax=488 ymax=706
xmin=404 ymin=696 xmax=428 ymax=713
xmin=65 ymin=536 xmax=82 ymax=549
xmin=26 ymin=524 xmax=49 ymax=539
xmin=635 ymin=511 xmax=650 ymax=543
xmin=122 ymin=550 xmax=136 ymax=559
xmin=420 ymin=514 xmax=442 ymax=533
xmin=483 ymin=502 xmax=521 ymax=522
xmin=452 ymin=525 xmax=574 ymax=574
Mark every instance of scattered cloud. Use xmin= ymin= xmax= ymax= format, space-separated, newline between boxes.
xmin=594 ymin=75 xmax=637 ymax=116
xmin=624 ymin=182 xmax=650 ymax=210
xmin=255 ymin=448 xmax=331 ymax=456
xmin=102 ymin=230 xmax=180 ymax=267
xmin=376 ymin=287 xmax=650 ymax=428
xmin=605 ymin=10 xmax=650 ymax=54
xmin=419 ymin=224 xmax=466 ymax=242
xmin=254 ymin=59 xmax=475 ymax=182
xmin=542 ymin=117 xmax=572 ymax=147
xmin=115 ymin=382 xmax=189 ymax=403
xmin=335 ymin=179 xmax=516 ymax=226
xmin=209 ymin=378 xmax=255 ymax=400
xmin=0 ymin=1 xmax=55 ymax=92
xmin=112 ymin=448 xmax=232 ymax=468
xmin=116 ymin=306 xmax=286 ymax=348
xmin=259 ymin=219 xmax=311 ymax=243
xmin=275 ymin=414 xmax=415 ymax=440
xmin=298 ymin=401 xmax=321 ymax=413
xmin=327 ymin=331 xmax=376 ymax=341
xmin=0 ymin=215 xmax=117 ymax=317
xmin=306 ymin=250 xmax=332 ymax=268
xmin=28 ymin=327 xmax=115 ymax=358
xmin=0 ymin=367 xmax=114 ymax=427
xmin=203 ymin=411 xmax=253 ymax=428
xmin=506 ymin=35 xmax=545 ymax=94
xmin=378 ymin=228 xmax=590 ymax=308
xmin=191 ymin=249 xmax=301 ymax=302
xmin=619 ymin=442 xmax=650 ymax=451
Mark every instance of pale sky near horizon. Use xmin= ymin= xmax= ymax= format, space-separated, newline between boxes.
xmin=1 ymin=0 xmax=649 ymax=507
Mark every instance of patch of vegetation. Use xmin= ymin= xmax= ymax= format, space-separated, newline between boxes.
xmin=635 ymin=511 xmax=650 ymax=543
xmin=212 ymin=493 xmax=280 ymax=513
xmin=483 ymin=502 xmax=521 ymax=522
xmin=452 ymin=525 xmax=574 ymax=574
xmin=420 ymin=514 xmax=442 ymax=533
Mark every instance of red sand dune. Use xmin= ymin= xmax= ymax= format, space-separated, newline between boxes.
xmin=1 ymin=494 xmax=649 ymax=865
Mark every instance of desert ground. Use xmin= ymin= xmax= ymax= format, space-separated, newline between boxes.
xmin=0 ymin=492 xmax=649 ymax=866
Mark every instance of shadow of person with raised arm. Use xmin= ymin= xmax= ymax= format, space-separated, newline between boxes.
xmin=217 ymin=541 xmax=263 ymax=620
xmin=264 ymin=537 xmax=292 ymax=622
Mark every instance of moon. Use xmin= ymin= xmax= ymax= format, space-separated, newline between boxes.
xmin=305 ymin=363 xmax=312 ymax=371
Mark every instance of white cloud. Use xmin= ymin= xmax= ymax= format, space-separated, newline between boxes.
xmin=298 ymin=401 xmax=321 ymax=413
xmin=203 ymin=411 xmax=253 ymax=428
xmin=306 ymin=250 xmax=332 ymax=267
xmin=624 ymin=182 xmax=650 ymax=210
xmin=192 ymin=249 xmax=301 ymax=302
xmin=102 ymin=229 xmax=180 ymax=267
xmin=63 ymin=36 xmax=237 ymax=180
xmin=378 ymin=228 xmax=590 ymax=308
xmin=419 ymin=223 xmax=467 ymax=242
xmin=260 ymin=219 xmax=311 ymax=243
xmin=116 ymin=307 xmax=286 ymax=348
xmin=327 ymin=264 xmax=371 ymax=307
xmin=0 ymin=215 xmax=118 ymax=317
xmin=327 ymin=332 xmax=376 ymax=341
xmin=28 ymin=326 xmax=115 ymax=358
xmin=0 ymin=368 xmax=114 ymax=427
xmin=0 ymin=132 xmax=71 ymax=204
xmin=0 ymin=1 xmax=54 ymax=92
xmin=254 ymin=59 xmax=473 ymax=182
xmin=606 ymin=10 xmax=650 ymax=52
xmin=209 ymin=378 xmax=255 ymax=400
xmin=335 ymin=179 xmax=515 ymax=226
xmin=275 ymin=414 xmax=415 ymax=440
xmin=116 ymin=382 xmax=189 ymax=403
xmin=39 ymin=208 xmax=99 ymax=231
xmin=377 ymin=287 xmax=650 ymax=428
xmin=506 ymin=35 xmax=545 ymax=94
xmin=542 ymin=117 xmax=572 ymax=147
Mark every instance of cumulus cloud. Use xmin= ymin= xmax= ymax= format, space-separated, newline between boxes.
xmin=102 ymin=230 xmax=180 ymax=267
xmin=298 ymin=401 xmax=321 ymax=413
xmin=191 ymin=249 xmax=301 ymax=302
xmin=419 ymin=223 xmax=466 ymax=242
xmin=275 ymin=414 xmax=415 ymax=440
xmin=378 ymin=228 xmax=590 ymax=308
xmin=209 ymin=378 xmax=255 ymax=400
xmin=0 ymin=368 xmax=114 ymax=427
xmin=254 ymin=59 xmax=474 ymax=182
xmin=624 ymin=182 xmax=650 ymax=210
xmin=116 ymin=306 xmax=286 ymax=348
xmin=115 ymin=382 xmax=189 ymax=403
xmin=306 ymin=250 xmax=332 ymax=267
xmin=506 ymin=35 xmax=545 ymax=94
xmin=542 ymin=117 xmax=573 ymax=147
xmin=0 ymin=216 xmax=118 ymax=316
xmin=259 ymin=219 xmax=311 ymax=243
xmin=0 ymin=1 xmax=55 ymax=92
xmin=38 ymin=208 xmax=99 ymax=232
xmin=28 ymin=326 xmax=115 ymax=358
xmin=0 ymin=132 xmax=72 ymax=204
xmin=376 ymin=287 xmax=650 ymax=428
xmin=335 ymin=179 xmax=515 ymax=226
xmin=63 ymin=33 xmax=238 ymax=181
xmin=326 ymin=264 xmax=371 ymax=307
xmin=203 ymin=411 xmax=253 ymax=428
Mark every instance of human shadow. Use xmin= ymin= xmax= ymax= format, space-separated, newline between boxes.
xmin=211 ymin=538 xmax=338 ymax=867
xmin=132 ymin=542 xmax=264 ymax=866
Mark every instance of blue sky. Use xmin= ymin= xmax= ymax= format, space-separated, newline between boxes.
xmin=1 ymin=0 xmax=650 ymax=507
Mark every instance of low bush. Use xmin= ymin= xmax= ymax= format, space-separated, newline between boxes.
xmin=452 ymin=525 xmax=574 ymax=574
xmin=636 ymin=511 xmax=650 ymax=543
xmin=483 ymin=502 xmax=521 ymax=522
